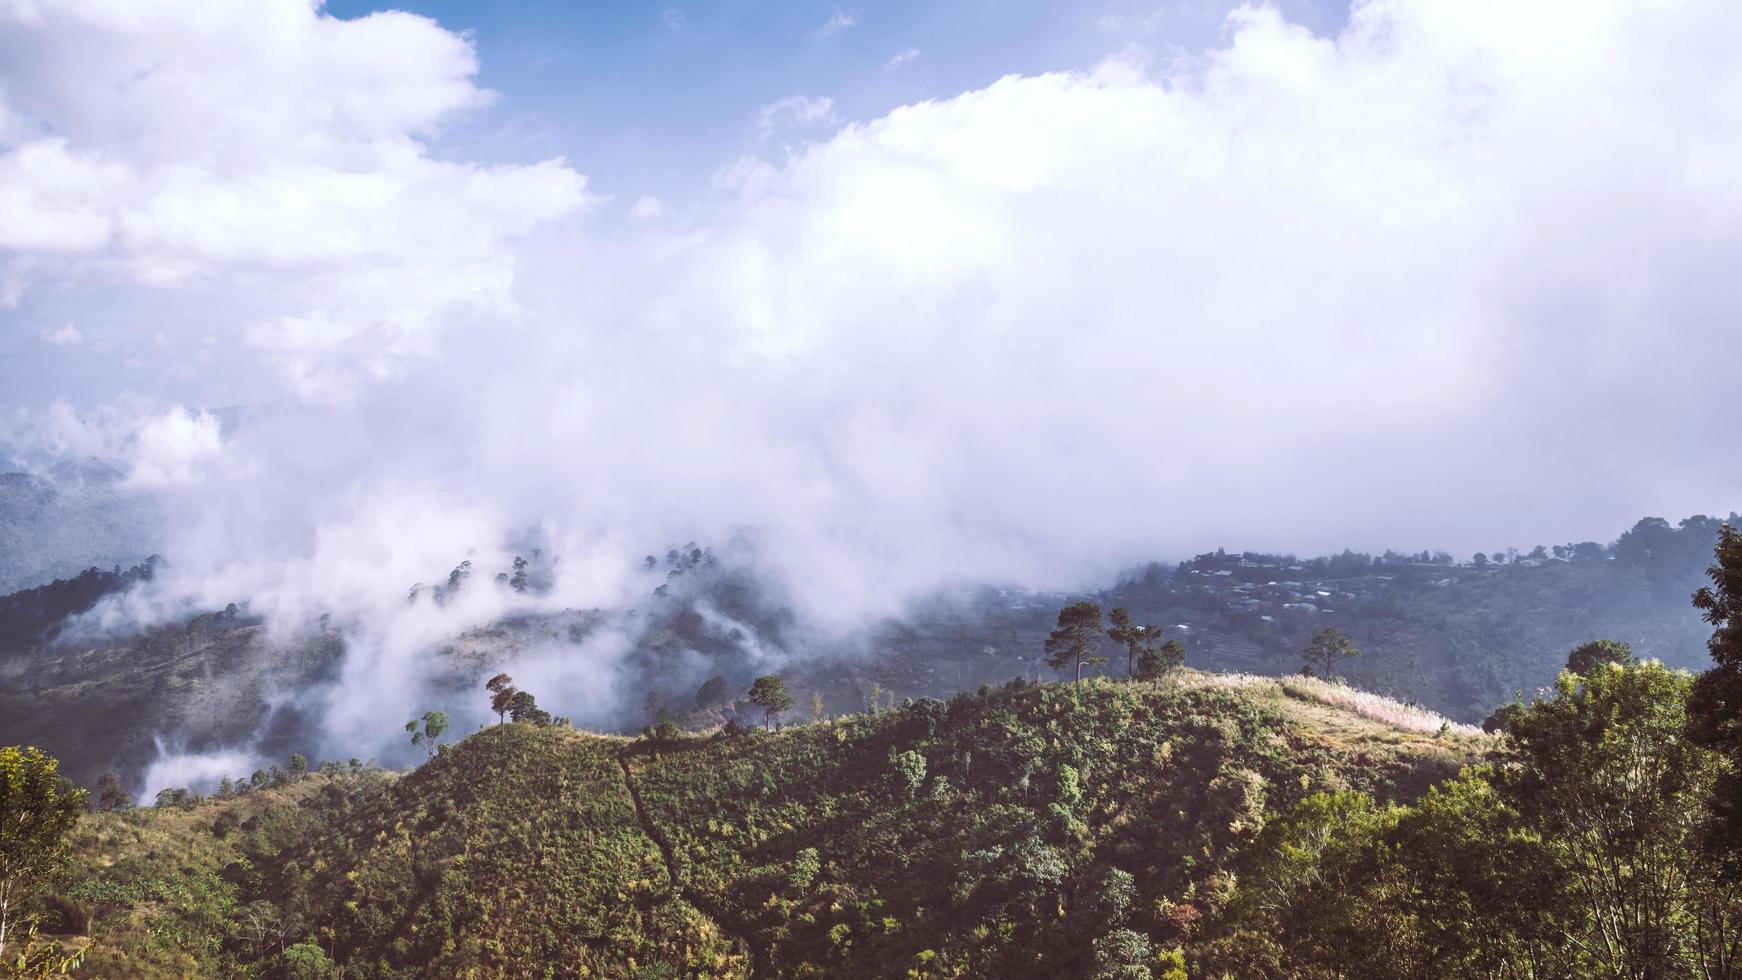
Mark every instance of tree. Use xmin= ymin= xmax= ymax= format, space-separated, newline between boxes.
xmin=1215 ymin=660 xmax=1742 ymax=978
xmin=0 ymin=746 xmax=86 ymax=962
xmin=1301 ymin=627 xmax=1360 ymax=680
xmin=866 ymin=682 xmax=883 ymax=716
xmin=1564 ymin=639 xmax=1635 ymax=676
xmin=1108 ymin=607 xmax=1167 ymax=678
xmin=405 ymin=711 xmax=450 ymax=760
xmin=1690 ymin=522 xmax=1742 ymax=857
xmin=94 ymin=772 xmax=131 ymax=811
xmin=889 ymin=749 xmax=927 ymax=797
xmin=509 ymin=690 xmax=551 ymax=726
xmin=283 ymin=941 xmax=336 ymax=980
xmin=1046 ymin=601 xmax=1107 ymax=684
xmin=1481 ymin=699 xmax=1523 ymax=734
xmin=288 ymin=754 xmax=308 ymax=780
xmin=1136 ymin=638 xmax=1188 ymax=681
xmin=1473 ymin=552 xmax=1488 ymax=567
xmin=486 ymin=673 xmax=516 ymax=724
xmin=746 ymin=675 xmax=794 ymax=730
xmin=1093 ymin=928 xmax=1155 ymax=980
xmin=810 ymin=691 xmax=824 ymax=723
xmin=1502 ymin=661 xmax=1737 ymax=976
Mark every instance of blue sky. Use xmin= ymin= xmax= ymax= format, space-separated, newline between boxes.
xmin=0 ymin=0 xmax=1344 ymax=413
xmin=321 ymin=0 xmax=1346 ymax=217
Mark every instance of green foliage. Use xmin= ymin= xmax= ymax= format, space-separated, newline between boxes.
xmin=485 ymin=672 xmax=516 ymax=725
xmin=43 ymin=673 xmax=1490 ymax=977
xmin=281 ymin=941 xmax=334 ymax=979
xmin=1092 ymin=927 xmax=1154 ymax=979
xmin=0 ymin=746 xmax=86 ymax=964
xmin=4 ymin=920 xmax=87 ymax=977
xmin=1211 ymin=659 xmax=1742 ymax=978
xmin=888 ymin=749 xmax=927 ymax=798
xmin=93 ymin=772 xmax=130 ymax=812
xmin=404 ymin=710 xmax=450 ymax=760
xmin=747 ymin=675 xmax=795 ymax=730
xmin=277 ymin=724 xmax=743 ymax=976
xmin=626 ymin=676 xmax=1468 ymax=978
xmin=790 ymin=847 xmax=821 ymax=895
xmin=1480 ymin=698 xmax=1522 ymax=734
xmin=507 ymin=689 xmax=551 ymax=726
xmin=1300 ymin=627 xmax=1360 ymax=680
xmin=1564 ymin=638 xmax=1635 ymax=674
xmin=1690 ymin=522 xmax=1742 ymax=857
xmin=1136 ymin=640 xmax=1186 ymax=681
xmin=1047 ymin=601 xmax=1108 ymax=683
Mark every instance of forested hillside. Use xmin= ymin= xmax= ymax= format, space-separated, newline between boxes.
xmin=29 ymin=672 xmax=1483 ymax=978
xmin=5 ymin=520 xmax=1741 ymax=977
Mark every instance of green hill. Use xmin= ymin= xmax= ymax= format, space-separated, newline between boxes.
xmin=45 ymin=672 xmax=1484 ymax=978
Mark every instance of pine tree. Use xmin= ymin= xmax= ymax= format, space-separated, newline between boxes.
xmin=1045 ymin=601 xmax=1107 ymax=684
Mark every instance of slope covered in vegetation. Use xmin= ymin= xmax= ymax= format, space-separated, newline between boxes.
xmin=39 ymin=672 xmax=1482 ymax=978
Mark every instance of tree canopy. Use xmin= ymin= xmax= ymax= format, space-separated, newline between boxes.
xmin=1301 ymin=627 xmax=1360 ymax=680
xmin=406 ymin=711 xmax=450 ymax=760
xmin=0 ymin=746 xmax=86 ymax=964
xmin=1046 ymin=601 xmax=1107 ymax=683
xmin=1690 ymin=522 xmax=1742 ymax=861
xmin=1565 ymin=638 xmax=1636 ymax=675
xmin=747 ymin=675 xmax=795 ymax=730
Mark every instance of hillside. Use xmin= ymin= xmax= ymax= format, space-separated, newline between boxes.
xmin=0 ymin=513 xmax=1726 ymax=795
xmin=0 ymin=464 xmax=161 ymax=595
xmin=44 ymin=672 xmax=1485 ymax=978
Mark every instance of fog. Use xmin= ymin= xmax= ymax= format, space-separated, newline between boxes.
xmin=4 ymin=0 xmax=1742 ymax=793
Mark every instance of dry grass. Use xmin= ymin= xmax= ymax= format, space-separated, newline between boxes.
xmin=1165 ymin=669 xmax=1489 ymax=738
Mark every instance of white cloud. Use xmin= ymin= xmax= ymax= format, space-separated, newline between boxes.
xmin=757 ymin=95 xmax=837 ymax=138
xmin=884 ymin=48 xmax=920 ymax=71
xmin=13 ymin=0 xmax=1742 ymax=756
xmin=630 ymin=195 xmax=670 ymax=219
xmin=39 ymin=322 xmax=82 ymax=346
xmin=0 ymin=0 xmax=592 ymax=396
xmin=662 ymin=7 xmax=685 ymax=31
xmin=814 ymin=5 xmax=857 ymax=38
xmin=124 ymin=405 xmax=223 ymax=487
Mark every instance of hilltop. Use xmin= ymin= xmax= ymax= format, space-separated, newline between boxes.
xmin=45 ymin=671 xmax=1484 ymax=978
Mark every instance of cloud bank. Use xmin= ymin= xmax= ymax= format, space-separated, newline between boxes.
xmin=5 ymin=0 xmax=1742 ymax=769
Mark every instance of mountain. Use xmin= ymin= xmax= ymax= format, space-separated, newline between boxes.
xmin=0 ymin=461 xmax=162 ymax=595
xmin=48 ymin=672 xmax=1483 ymax=978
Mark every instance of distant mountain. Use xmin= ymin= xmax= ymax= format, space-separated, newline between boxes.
xmin=0 ymin=459 xmax=163 ymax=594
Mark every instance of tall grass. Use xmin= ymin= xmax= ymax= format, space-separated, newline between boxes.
xmin=1170 ymin=670 xmax=1486 ymax=736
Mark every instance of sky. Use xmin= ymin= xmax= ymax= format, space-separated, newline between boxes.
xmin=2 ymin=0 xmax=1741 ymax=634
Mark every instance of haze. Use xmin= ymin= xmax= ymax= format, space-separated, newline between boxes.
xmin=2 ymin=0 xmax=1739 ymax=637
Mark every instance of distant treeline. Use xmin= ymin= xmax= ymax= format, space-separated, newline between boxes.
xmin=0 ymin=557 xmax=158 ymax=649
